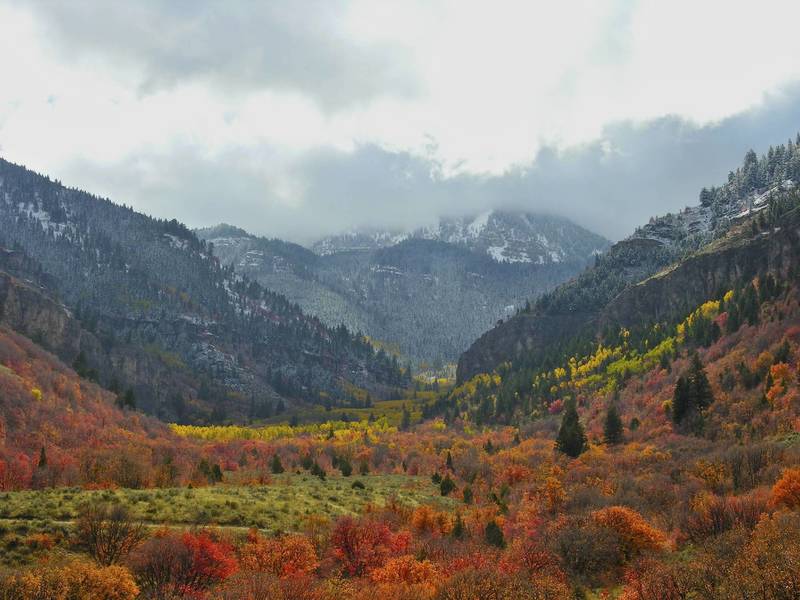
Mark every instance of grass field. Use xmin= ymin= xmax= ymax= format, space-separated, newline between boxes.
xmin=0 ymin=474 xmax=454 ymax=531
xmin=0 ymin=474 xmax=456 ymax=566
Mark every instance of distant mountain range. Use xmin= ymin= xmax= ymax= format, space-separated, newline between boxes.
xmin=199 ymin=211 xmax=609 ymax=367
xmin=312 ymin=211 xmax=608 ymax=265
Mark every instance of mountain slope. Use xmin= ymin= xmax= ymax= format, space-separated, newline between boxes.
xmin=200 ymin=212 xmax=609 ymax=366
xmin=0 ymin=159 xmax=404 ymax=422
xmin=457 ymin=137 xmax=800 ymax=389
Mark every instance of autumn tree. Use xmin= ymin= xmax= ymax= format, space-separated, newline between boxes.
xmin=770 ymin=467 xmax=800 ymax=509
xmin=0 ymin=560 xmax=139 ymax=600
xmin=556 ymin=398 xmax=586 ymax=458
xmin=330 ymin=516 xmax=410 ymax=576
xmin=129 ymin=530 xmax=237 ymax=598
xmin=75 ymin=502 xmax=145 ymax=566
xmin=240 ymin=529 xmax=318 ymax=579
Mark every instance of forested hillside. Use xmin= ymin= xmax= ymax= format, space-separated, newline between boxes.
xmin=0 ymin=159 xmax=405 ymax=422
xmin=458 ymin=138 xmax=800 ymax=384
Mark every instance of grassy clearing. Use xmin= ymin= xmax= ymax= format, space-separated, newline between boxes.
xmin=0 ymin=474 xmax=455 ymax=533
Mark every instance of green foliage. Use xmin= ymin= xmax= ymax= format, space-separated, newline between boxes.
xmin=270 ymin=454 xmax=284 ymax=474
xmin=603 ymin=403 xmax=624 ymax=445
xmin=462 ymin=486 xmax=474 ymax=505
xmin=439 ymin=475 xmax=456 ymax=497
xmin=673 ymin=353 xmax=714 ymax=434
xmin=556 ymin=399 xmax=587 ymax=458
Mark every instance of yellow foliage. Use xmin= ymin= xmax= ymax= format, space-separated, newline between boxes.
xmin=171 ymin=418 xmax=396 ymax=442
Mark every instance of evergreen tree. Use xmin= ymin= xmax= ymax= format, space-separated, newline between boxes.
xmin=440 ymin=474 xmax=456 ymax=496
xmin=451 ymin=512 xmax=466 ymax=539
xmin=338 ymin=457 xmax=353 ymax=477
xmin=38 ymin=446 xmax=47 ymax=469
xmin=485 ymin=519 xmax=505 ymax=548
xmin=445 ymin=451 xmax=454 ymax=471
xmin=270 ymin=454 xmax=284 ymax=474
xmin=463 ymin=485 xmax=474 ymax=505
xmin=603 ymin=402 xmax=624 ymax=445
xmin=555 ymin=398 xmax=587 ymax=458
xmin=400 ymin=405 xmax=411 ymax=430
xmin=673 ymin=353 xmax=714 ymax=434
xmin=672 ymin=375 xmax=691 ymax=424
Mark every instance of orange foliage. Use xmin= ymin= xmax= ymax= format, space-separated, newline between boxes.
xmin=330 ymin=516 xmax=411 ymax=576
xmin=369 ymin=554 xmax=439 ymax=586
xmin=411 ymin=505 xmax=452 ymax=536
xmin=770 ymin=467 xmax=800 ymax=509
xmin=0 ymin=560 xmax=139 ymax=600
xmin=591 ymin=506 xmax=667 ymax=557
xmin=240 ymin=529 xmax=318 ymax=579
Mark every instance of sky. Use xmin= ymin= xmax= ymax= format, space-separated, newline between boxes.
xmin=1 ymin=0 xmax=800 ymax=243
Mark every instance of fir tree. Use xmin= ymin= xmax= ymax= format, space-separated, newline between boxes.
xmin=673 ymin=353 xmax=714 ymax=434
xmin=400 ymin=405 xmax=411 ymax=430
xmin=603 ymin=402 xmax=624 ymax=445
xmin=440 ymin=474 xmax=456 ymax=496
xmin=462 ymin=485 xmax=474 ymax=505
xmin=485 ymin=519 xmax=505 ymax=548
xmin=445 ymin=451 xmax=454 ymax=471
xmin=451 ymin=512 xmax=466 ymax=539
xmin=555 ymin=398 xmax=587 ymax=458
xmin=38 ymin=446 xmax=47 ymax=469
xmin=270 ymin=454 xmax=284 ymax=474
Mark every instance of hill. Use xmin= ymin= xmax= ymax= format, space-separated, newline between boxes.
xmin=0 ymin=159 xmax=405 ymax=422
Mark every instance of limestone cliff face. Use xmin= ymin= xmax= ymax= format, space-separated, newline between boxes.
xmin=0 ymin=271 xmax=87 ymax=360
xmin=457 ymin=212 xmax=800 ymax=383
xmin=601 ymin=218 xmax=800 ymax=330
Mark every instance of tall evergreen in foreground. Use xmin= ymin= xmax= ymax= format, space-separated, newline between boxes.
xmin=556 ymin=398 xmax=587 ymax=458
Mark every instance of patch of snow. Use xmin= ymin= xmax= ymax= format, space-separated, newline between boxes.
xmin=468 ymin=211 xmax=492 ymax=237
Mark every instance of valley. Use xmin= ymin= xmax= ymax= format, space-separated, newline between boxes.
xmin=1 ymin=138 xmax=800 ymax=598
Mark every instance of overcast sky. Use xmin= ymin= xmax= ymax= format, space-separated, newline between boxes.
xmin=2 ymin=0 xmax=800 ymax=243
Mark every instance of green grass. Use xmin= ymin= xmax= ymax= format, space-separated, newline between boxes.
xmin=0 ymin=474 xmax=455 ymax=533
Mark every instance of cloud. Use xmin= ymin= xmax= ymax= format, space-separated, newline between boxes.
xmin=55 ymin=84 xmax=800 ymax=243
xmin=2 ymin=0 xmax=800 ymax=244
xmin=14 ymin=0 xmax=417 ymax=111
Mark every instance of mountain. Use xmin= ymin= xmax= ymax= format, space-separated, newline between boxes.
xmin=0 ymin=158 xmax=405 ymax=423
xmin=452 ymin=136 xmax=800 ymax=424
xmin=312 ymin=210 xmax=608 ymax=265
xmin=199 ymin=211 xmax=609 ymax=366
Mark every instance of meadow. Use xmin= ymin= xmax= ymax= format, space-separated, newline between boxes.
xmin=0 ymin=474 xmax=453 ymax=531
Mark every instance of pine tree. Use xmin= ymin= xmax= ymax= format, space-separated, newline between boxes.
xmin=270 ymin=454 xmax=284 ymax=474
xmin=445 ymin=451 xmax=454 ymax=471
xmin=603 ymin=403 xmax=624 ymax=445
xmin=38 ymin=446 xmax=47 ymax=469
xmin=440 ymin=474 xmax=456 ymax=496
xmin=400 ymin=405 xmax=411 ymax=430
xmin=555 ymin=398 xmax=587 ymax=458
xmin=463 ymin=486 xmax=474 ymax=505
xmin=452 ymin=512 xmax=466 ymax=539
xmin=485 ymin=519 xmax=505 ymax=548
xmin=673 ymin=353 xmax=714 ymax=434
xmin=672 ymin=375 xmax=690 ymax=424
